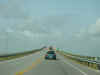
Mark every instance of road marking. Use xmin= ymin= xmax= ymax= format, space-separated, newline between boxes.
xmin=16 ymin=56 xmax=43 ymax=75
xmin=86 ymin=65 xmax=100 ymax=73
xmin=63 ymin=61 xmax=88 ymax=75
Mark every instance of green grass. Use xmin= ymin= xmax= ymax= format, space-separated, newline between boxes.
xmin=0 ymin=50 xmax=41 ymax=61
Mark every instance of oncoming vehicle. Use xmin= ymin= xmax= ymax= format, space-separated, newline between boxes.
xmin=45 ymin=51 xmax=56 ymax=60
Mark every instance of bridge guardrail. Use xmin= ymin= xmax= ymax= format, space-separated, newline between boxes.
xmin=58 ymin=51 xmax=100 ymax=70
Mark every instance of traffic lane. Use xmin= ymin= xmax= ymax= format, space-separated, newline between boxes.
xmin=24 ymin=60 xmax=68 ymax=75
xmin=59 ymin=54 xmax=100 ymax=75
xmin=24 ymin=56 xmax=84 ymax=75
xmin=0 ymin=50 xmax=46 ymax=75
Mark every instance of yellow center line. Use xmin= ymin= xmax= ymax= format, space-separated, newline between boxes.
xmin=16 ymin=56 xmax=44 ymax=75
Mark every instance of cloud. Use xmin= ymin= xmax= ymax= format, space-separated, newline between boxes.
xmin=0 ymin=0 xmax=100 ymax=56
xmin=69 ymin=18 xmax=100 ymax=56
xmin=22 ymin=30 xmax=49 ymax=39
xmin=0 ymin=0 xmax=28 ymax=19
xmin=75 ymin=18 xmax=100 ymax=39
xmin=88 ymin=19 xmax=100 ymax=36
xmin=6 ymin=27 xmax=14 ymax=33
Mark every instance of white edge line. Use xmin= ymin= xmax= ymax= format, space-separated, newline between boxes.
xmin=63 ymin=60 xmax=88 ymax=75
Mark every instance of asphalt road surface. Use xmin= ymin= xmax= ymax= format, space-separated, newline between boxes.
xmin=0 ymin=50 xmax=100 ymax=75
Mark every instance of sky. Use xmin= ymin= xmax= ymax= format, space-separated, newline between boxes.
xmin=0 ymin=0 xmax=100 ymax=56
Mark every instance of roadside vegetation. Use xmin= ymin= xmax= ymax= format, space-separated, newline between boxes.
xmin=0 ymin=49 xmax=42 ymax=61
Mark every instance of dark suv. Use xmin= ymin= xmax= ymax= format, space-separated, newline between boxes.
xmin=45 ymin=51 xmax=56 ymax=60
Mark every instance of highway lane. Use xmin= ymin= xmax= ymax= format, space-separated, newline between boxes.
xmin=0 ymin=50 xmax=46 ymax=75
xmin=0 ymin=50 xmax=100 ymax=75
xmin=24 ymin=57 xmax=83 ymax=75
xmin=23 ymin=54 xmax=100 ymax=75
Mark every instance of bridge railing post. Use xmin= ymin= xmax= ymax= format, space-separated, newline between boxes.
xmin=97 ymin=63 xmax=100 ymax=70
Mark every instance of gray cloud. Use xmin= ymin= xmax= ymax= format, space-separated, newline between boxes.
xmin=0 ymin=0 xmax=100 ymax=56
xmin=75 ymin=18 xmax=100 ymax=39
xmin=0 ymin=0 xmax=28 ymax=19
xmin=0 ymin=15 xmax=66 ymax=54
xmin=70 ymin=18 xmax=100 ymax=56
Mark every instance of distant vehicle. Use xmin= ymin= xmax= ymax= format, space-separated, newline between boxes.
xmin=45 ymin=51 xmax=56 ymax=60
xmin=49 ymin=46 xmax=53 ymax=50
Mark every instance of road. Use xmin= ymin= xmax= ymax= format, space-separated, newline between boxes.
xmin=0 ymin=50 xmax=100 ymax=75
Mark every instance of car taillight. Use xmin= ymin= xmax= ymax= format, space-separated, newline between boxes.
xmin=46 ymin=54 xmax=48 ymax=56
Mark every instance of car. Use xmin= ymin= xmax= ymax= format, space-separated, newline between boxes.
xmin=45 ymin=51 xmax=56 ymax=60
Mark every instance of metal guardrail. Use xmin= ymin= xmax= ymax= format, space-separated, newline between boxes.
xmin=72 ymin=56 xmax=100 ymax=70
xmin=59 ymin=51 xmax=100 ymax=70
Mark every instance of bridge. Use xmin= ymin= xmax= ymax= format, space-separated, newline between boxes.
xmin=0 ymin=49 xmax=100 ymax=75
